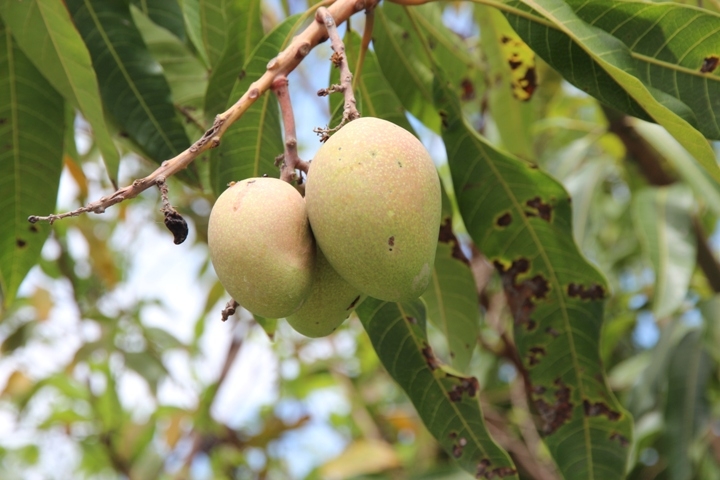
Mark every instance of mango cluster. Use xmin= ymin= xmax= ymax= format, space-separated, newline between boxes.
xmin=207 ymin=118 xmax=442 ymax=337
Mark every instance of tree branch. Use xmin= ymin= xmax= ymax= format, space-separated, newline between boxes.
xmin=313 ymin=6 xmax=361 ymax=142
xmin=29 ymin=0 xmax=378 ymax=224
xmin=272 ymin=76 xmax=310 ymax=183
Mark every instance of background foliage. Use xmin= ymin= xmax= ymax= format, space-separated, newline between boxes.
xmin=1 ymin=0 xmax=720 ymax=478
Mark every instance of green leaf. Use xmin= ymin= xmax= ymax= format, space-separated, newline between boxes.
xmin=132 ymin=5 xmax=207 ymax=136
xmin=633 ymin=185 xmax=696 ymax=319
xmin=204 ymin=0 xmax=263 ymax=123
xmin=0 ymin=0 xmax=120 ymax=186
xmin=373 ymin=5 xmax=440 ymax=132
xmin=662 ymin=329 xmax=712 ymax=480
xmin=210 ymin=15 xmax=303 ymax=194
xmin=0 ymin=21 xmax=64 ymax=309
xmin=434 ymin=80 xmax=633 ymax=479
xmin=356 ymin=298 xmax=518 ymax=479
xmin=422 ymin=186 xmax=479 ymax=373
xmin=502 ymin=0 xmax=720 ymax=186
xmin=177 ymin=0 xmax=209 ymax=67
xmin=330 ymin=30 xmax=413 ymax=132
xmin=130 ymin=0 xmax=185 ymax=41
xmin=174 ymin=0 xmax=225 ymax=69
xmin=124 ymin=351 xmax=168 ymax=394
xmin=569 ymin=0 xmax=720 ymax=141
xmin=66 ymin=0 xmax=193 ymax=177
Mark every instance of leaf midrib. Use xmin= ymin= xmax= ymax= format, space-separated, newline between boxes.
xmin=455 ymin=116 xmax=594 ymax=476
xmin=482 ymin=0 xmax=720 ymax=82
xmin=81 ymin=0 xmax=177 ymax=155
xmin=393 ymin=303 xmax=495 ymax=460
xmin=6 ymin=27 xmax=20 ymax=293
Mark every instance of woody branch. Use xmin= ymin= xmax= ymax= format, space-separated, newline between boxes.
xmin=28 ymin=0 xmax=378 ymax=225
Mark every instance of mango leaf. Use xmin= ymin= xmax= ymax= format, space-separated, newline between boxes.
xmin=172 ymin=0 xmax=225 ymax=69
xmin=373 ymin=5 xmax=440 ymax=132
xmin=130 ymin=0 xmax=185 ymax=41
xmin=330 ymin=30 xmax=413 ymax=132
xmin=632 ymin=185 xmax=696 ymax=320
xmin=0 ymin=0 xmax=120 ymax=186
xmin=476 ymin=6 xmax=535 ymax=160
xmin=204 ymin=0 xmax=263 ymax=123
xmin=177 ymin=0 xmax=209 ymax=67
xmin=356 ymin=298 xmax=518 ymax=479
xmin=210 ymin=15 xmax=304 ymax=194
xmin=569 ymin=0 xmax=720 ymax=141
xmin=434 ymin=79 xmax=633 ymax=479
xmin=502 ymin=0 xmax=720 ymax=186
xmin=422 ymin=185 xmax=479 ymax=373
xmin=661 ymin=329 xmax=711 ymax=480
xmin=66 ymin=0 xmax=194 ymax=180
xmin=132 ymin=6 xmax=207 ymax=136
xmin=0 ymin=21 xmax=65 ymax=309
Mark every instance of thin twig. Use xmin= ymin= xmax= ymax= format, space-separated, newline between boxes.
xmin=271 ymin=76 xmax=310 ymax=183
xmin=29 ymin=0 xmax=378 ymax=224
xmin=313 ymin=6 xmax=361 ymax=142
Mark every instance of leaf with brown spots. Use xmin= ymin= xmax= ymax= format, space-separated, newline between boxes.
xmin=357 ymin=299 xmax=517 ymax=479
xmin=436 ymin=78 xmax=632 ymax=479
xmin=423 ymin=185 xmax=480 ymax=372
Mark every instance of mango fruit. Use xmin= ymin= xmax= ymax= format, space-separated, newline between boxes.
xmin=286 ymin=248 xmax=365 ymax=337
xmin=207 ymin=177 xmax=315 ymax=318
xmin=305 ymin=117 xmax=441 ymax=302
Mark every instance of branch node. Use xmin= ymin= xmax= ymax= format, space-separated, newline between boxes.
xmin=267 ymin=57 xmax=279 ymax=70
xmin=221 ymin=300 xmax=240 ymax=322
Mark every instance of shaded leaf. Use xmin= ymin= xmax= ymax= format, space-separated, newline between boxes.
xmin=131 ymin=0 xmax=185 ymax=41
xmin=204 ymin=0 xmax=263 ymax=123
xmin=633 ymin=185 xmax=696 ymax=319
xmin=422 ymin=185 xmax=479 ymax=373
xmin=177 ymin=0 xmax=208 ymax=67
xmin=434 ymin=78 xmax=633 ymax=479
xmin=210 ymin=15 xmax=303 ymax=194
xmin=503 ymin=0 xmax=720 ymax=186
xmin=0 ymin=21 xmax=64 ymax=309
xmin=357 ymin=298 xmax=517 ymax=479
xmin=132 ymin=6 xmax=207 ymax=136
xmin=66 ymin=0 xmax=194 ymax=180
xmin=190 ymin=0 xmax=227 ymax=69
xmin=662 ymin=329 xmax=712 ymax=480
xmin=373 ymin=5 xmax=440 ymax=132
xmin=124 ymin=351 xmax=168 ymax=394
xmin=0 ymin=0 xmax=120 ymax=186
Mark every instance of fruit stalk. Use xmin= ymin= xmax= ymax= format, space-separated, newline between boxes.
xmin=313 ymin=6 xmax=361 ymax=142
xmin=271 ymin=76 xmax=310 ymax=183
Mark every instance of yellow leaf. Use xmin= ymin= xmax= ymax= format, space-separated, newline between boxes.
xmin=2 ymin=370 xmax=33 ymax=398
xmin=31 ymin=287 xmax=53 ymax=321
xmin=320 ymin=439 xmax=400 ymax=480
